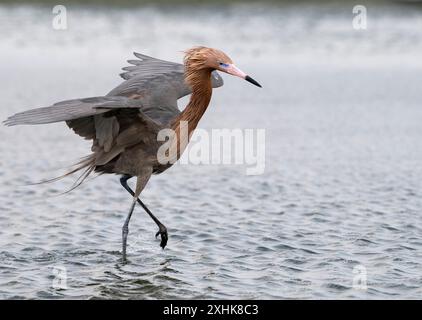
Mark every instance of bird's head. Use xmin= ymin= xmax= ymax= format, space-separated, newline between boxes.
xmin=184 ymin=46 xmax=261 ymax=88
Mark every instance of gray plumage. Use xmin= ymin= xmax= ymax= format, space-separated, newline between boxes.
xmin=5 ymin=52 xmax=223 ymax=127
xmin=4 ymin=52 xmax=224 ymax=178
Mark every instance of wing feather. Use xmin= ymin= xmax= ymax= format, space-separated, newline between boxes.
xmin=108 ymin=52 xmax=224 ymax=103
xmin=94 ymin=115 xmax=119 ymax=152
xmin=3 ymin=96 xmax=134 ymax=126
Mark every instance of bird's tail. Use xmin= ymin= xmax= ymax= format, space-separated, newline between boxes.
xmin=31 ymin=154 xmax=97 ymax=195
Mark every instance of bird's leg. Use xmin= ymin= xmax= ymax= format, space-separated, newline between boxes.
xmin=120 ymin=171 xmax=152 ymax=261
xmin=120 ymin=175 xmax=168 ymax=250
xmin=122 ymin=197 xmax=136 ymax=261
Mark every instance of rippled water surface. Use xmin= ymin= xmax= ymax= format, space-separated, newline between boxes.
xmin=1 ymin=2 xmax=422 ymax=299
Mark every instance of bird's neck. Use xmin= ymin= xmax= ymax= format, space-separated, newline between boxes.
xmin=172 ymin=70 xmax=212 ymax=136
xmin=168 ymin=69 xmax=213 ymax=160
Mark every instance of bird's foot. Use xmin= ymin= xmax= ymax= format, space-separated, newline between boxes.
xmin=155 ymin=225 xmax=168 ymax=249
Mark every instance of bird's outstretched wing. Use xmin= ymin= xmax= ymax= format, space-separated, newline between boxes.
xmin=4 ymin=52 xmax=223 ymax=127
xmin=107 ymin=52 xmax=224 ymax=107
xmin=3 ymin=96 xmax=175 ymax=147
xmin=3 ymin=96 xmax=145 ymax=126
xmin=118 ymin=52 xmax=184 ymax=81
xmin=3 ymin=95 xmax=167 ymax=188
xmin=4 ymin=52 xmax=223 ymax=137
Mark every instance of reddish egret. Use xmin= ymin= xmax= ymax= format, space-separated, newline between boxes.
xmin=4 ymin=47 xmax=261 ymax=259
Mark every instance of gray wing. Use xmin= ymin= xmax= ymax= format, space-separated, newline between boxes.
xmin=119 ymin=52 xmax=183 ymax=82
xmin=3 ymin=96 xmax=142 ymax=126
xmin=4 ymin=52 xmax=223 ymax=127
xmin=4 ymin=95 xmax=176 ymax=143
xmin=107 ymin=52 xmax=224 ymax=107
xmin=3 ymin=95 xmax=171 ymax=161
xmin=4 ymin=95 xmax=180 ymax=128
xmin=4 ymin=52 xmax=223 ymax=143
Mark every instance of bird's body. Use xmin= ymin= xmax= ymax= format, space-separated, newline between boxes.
xmin=4 ymin=47 xmax=261 ymax=260
xmin=6 ymin=53 xmax=223 ymax=179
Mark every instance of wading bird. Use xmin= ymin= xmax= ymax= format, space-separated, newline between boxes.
xmin=4 ymin=47 xmax=261 ymax=260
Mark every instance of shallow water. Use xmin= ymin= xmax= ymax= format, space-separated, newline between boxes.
xmin=1 ymin=3 xmax=422 ymax=299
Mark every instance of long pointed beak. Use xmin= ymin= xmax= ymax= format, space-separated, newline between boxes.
xmin=226 ymin=64 xmax=262 ymax=88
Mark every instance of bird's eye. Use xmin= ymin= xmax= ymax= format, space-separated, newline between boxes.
xmin=219 ymin=62 xmax=229 ymax=68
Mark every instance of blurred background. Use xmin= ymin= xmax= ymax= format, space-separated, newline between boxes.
xmin=0 ymin=0 xmax=422 ymax=299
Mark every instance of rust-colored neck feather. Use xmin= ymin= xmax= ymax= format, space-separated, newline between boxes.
xmin=170 ymin=68 xmax=213 ymax=160
xmin=172 ymin=69 xmax=212 ymax=133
